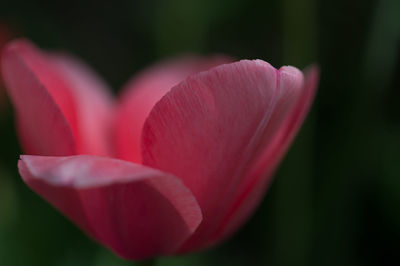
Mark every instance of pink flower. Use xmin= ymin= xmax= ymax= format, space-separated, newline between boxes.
xmin=1 ymin=39 xmax=319 ymax=260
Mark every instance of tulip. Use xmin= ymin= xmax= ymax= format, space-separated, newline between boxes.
xmin=1 ymin=39 xmax=319 ymax=260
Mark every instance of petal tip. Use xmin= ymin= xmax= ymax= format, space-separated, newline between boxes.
xmin=279 ymin=65 xmax=303 ymax=76
xmin=246 ymin=59 xmax=275 ymax=71
xmin=2 ymin=38 xmax=33 ymax=59
xmin=19 ymin=154 xmax=29 ymax=160
xmin=304 ymin=64 xmax=320 ymax=77
xmin=303 ymin=64 xmax=320 ymax=93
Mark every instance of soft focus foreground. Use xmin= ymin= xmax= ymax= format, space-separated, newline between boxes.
xmin=1 ymin=39 xmax=317 ymax=260
xmin=0 ymin=0 xmax=399 ymax=265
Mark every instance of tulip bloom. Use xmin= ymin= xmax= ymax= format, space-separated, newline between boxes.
xmin=1 ymin=39 xmax=318 ymax=260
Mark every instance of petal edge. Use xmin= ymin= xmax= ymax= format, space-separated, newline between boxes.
xmin=19 ymin=155 xmax=202 ymax=259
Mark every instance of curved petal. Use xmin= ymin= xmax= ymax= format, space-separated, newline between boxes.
xmin=2 ymin=39 xmax=115 ymax=156
xmin=50 ymin=54 xmax=115 ymax=156
xmin=141 ymin=59 xmax=290 ymax=251
xmin=213 ymin=66 xmax=319 ymax=242
xmin=18 ymin=155 xmax=202 ymax=260
xmin=1 ymin=40 xmax=77 ymax=155
xmin=114 ymin=55 xmax=231 ymax=163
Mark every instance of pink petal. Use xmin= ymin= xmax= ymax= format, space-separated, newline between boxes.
xmin=50 ymin=54 xmax=115 ymax=156
xmin=19 ymin=155 xmax=202 ymax=260
xmin=2 ymin=39 xmax=115 ymax=156
xmin=213 ymin=65 xmax=320 ymax=243
xmin=1 ymin=40 xmax=77 ymax=155
xmin=142 ymin=60 xmax=293 ymax=251
xmin=115 ymin=55 xmax=231 ymax=163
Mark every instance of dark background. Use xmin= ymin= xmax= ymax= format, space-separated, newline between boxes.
xmin=0 ymin=0 xmax=399 ymax=265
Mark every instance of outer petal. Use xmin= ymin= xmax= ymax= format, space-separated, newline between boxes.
xmin=142 ymin=60 xmax=291 ymax=251
xmin=213 ymin=66 xmax=319 ymax=242
xmin=18 ymin=155 xmax=202 ymax=260
xmin=115 ymin=55 xmax=230 ymax=163
xmin=50 ymin=54 xmax=115 ymax=156
xmin=1 ymin=40 xmax=77 ymax=155
xmin=2 ymin=39 xmax=115 ymax=156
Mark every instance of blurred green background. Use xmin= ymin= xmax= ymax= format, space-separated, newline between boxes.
xmin=0 ymin=0 xmax=399 ymax=265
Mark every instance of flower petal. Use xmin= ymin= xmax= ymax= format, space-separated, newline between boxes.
xmin=213 ymin=65 xmax=319 ymax=242
xmin=115 ymin=55 xmax=230 ymax=163
xmin=2 ymin=40 xmax=115 ymax=156
xmin=141 ymin=60 xmax=286 ymax=251
xmin=1 ymin=40 xmax=77 ymax=155
xmin=50 ymin=54 xmax=115 ymax=156
xmin=18 ymin=155 xmax=202 ymax=260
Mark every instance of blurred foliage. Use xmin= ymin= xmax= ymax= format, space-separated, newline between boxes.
xmin=0 ymin=0 xmax=399 ymax=265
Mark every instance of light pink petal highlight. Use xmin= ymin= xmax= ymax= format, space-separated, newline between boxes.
xmin=115 ymin=55 xmax=231 ymax=163
xmin=19 ymin=155 xmax=202 ymax=260
xmin=141 ymin=60 xmax=282 ymax=251
xmin=1 ymin=40 xmax=76 ymax=155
